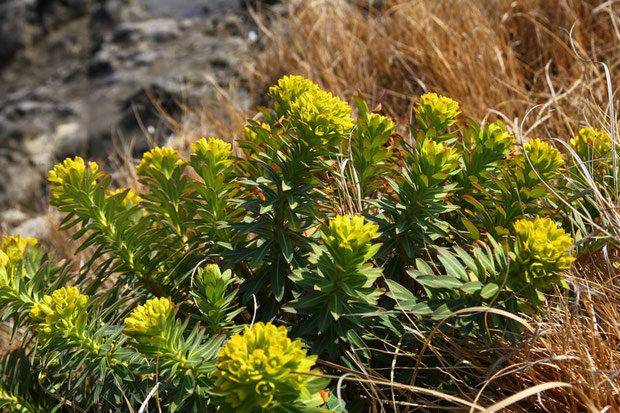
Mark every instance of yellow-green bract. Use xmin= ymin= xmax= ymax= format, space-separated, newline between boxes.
xmin=322 ymin=214 xmax=379 ymax=262
xmin=513 ymin=216 xmax=575 ymax=290
xmin=29 ymin=287 xmax=89 ymax=338
xmin=191 ymin=137 xmax=232 ymax=165
xmin=414 ymin=92 xmax=461 ymax=131
xmin=524 ymin=138 xmax=564 ymax=179
xmin=570 ymin=126 xmax=612 ymax=160
xmin=269 ymin=74 xmax=355 ymax=146
xmin=214 ymin=321 xmax=322 ymax=411
xmin=0 ymin=235 xmax=37 ymax=266
xmin=123 ymin=297 xmax=174 ymax=341
xmin=137 ymin=146 xmax=186 ymax=178
xmin=48 ymin=156 xmax=101 ymax=201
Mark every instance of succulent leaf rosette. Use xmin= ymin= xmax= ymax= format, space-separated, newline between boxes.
xmin=48 ymin=156 xmax=102 ymax=202
xmin=269 ymin=75 xmax=355 ymax=147
xmin=214 ymin=322 xmax=324 ymax=412
xmin=414 ymin=92 xmax=461 ymax=132
xmin=29 ymin=287 xmax=89 ymax=341
xmin=322 ymin=215 xmax=380 ymax=267
xmin=523 ymin=138 xmax=564 ymax=179
xmin=123 ymin=297 xmax=174 ymax=351
xmin=191 ymin=137 xmax=232 ymax=166
xmin=137 ymin=147 xmax=186 ymax=179
xmin=511 ymin=217 xmax=575 ymax=291
xmin=569 ymin=126 xmax=612 ymax=161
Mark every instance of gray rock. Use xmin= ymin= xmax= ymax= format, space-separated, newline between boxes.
xmin=0 ymin=151 xmax=41 ymax=208
xmin=0 ymin=0 xmax=40 ymax=65
xmin=0 ymin=0 xmax=90 ymax=67
xmin=0 ymin=0 xmax=266 ymax=221
xmin=0 ymin=208 xmax=30 ymax=228
xmin=113 ymin=18 xmax=180 ymax=43
xmin=134 ymin=50 xmax=158 ymax=65
xmin=11 ymin=215 xmax=51 ymax=243
xmin=217 ymin=14 xmax=243 ymax=37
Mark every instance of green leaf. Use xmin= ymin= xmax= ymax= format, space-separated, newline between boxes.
xmin=272 ymin=258 xmax=286 ymax=301
xmin=411 ymin=303 xmax=433 ymax=315
xmin=437 ymin=249 xmax=468 ymax=281
xmin=318 ymin=308 xmax=331 ymax=333
xmin=278 ymin=230 xmax=294 ymax=264
xmin=480 ymin=283 xmax=499 ymax=299
xmin=385 ymin=280 xmax=417 ymax=307
xmin=329 ymin=295 xmax=343 ymax=320
xmin=460 ymin=216 xmax=480 ymax=240
xmin=460 ymin=281 xmax=483 ymax=294
xmin=282 ymin=180 xmax=293 ymax=191
xmin=411 ymin=274 xmax=462 ymax=289
xmin=453 ymin=246 xmax=477 ymax=272
xmin=431 ymin=303 xmax=453 ymax=319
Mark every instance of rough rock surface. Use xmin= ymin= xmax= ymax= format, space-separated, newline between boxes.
xmin=0 ymin=0 xmax=264 ymax=241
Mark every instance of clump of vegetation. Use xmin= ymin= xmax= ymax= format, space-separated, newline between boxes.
xmin=0 ymin=75 xmax=615 ymax=412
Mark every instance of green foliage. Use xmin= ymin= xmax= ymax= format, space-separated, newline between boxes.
xmin=287 ymin=215 xmax=383 ymax=355
xmin=191 ymin=264 xmax=243 ymax=334
xmin=509 ymin=216 xmax=575 ymax=305
xmin=0 ymin=75 xmax=597 ymax=411
xmin=570 ymin=126 xmax=612 ymax=161
xmin=414 ymin=92 xmax=461 ymax=134
xmin=214 ymin=322 xmax=328 ymax=412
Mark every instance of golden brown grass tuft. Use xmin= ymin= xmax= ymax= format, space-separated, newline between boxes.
xmin=249 ymin=0 xmax=619 ymax=138
xmin=472 ymin=261 xmax=620 ymax=412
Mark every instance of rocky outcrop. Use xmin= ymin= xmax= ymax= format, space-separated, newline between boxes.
xmin=0 ymin=0 xmax=266 ymax=241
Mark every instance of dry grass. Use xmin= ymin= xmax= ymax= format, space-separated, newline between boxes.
xmin=247 ymin=0 xmax=619 ymax=140
xmin=494 ymin=264 xmax=620 ymax=412
xmin=168 ymin=0 xmax=620 ymax=410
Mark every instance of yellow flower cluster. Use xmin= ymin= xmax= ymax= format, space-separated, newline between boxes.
xmin=366 ymin=112 xmax=395 ymax=131
xmin=191 ymin=137 xmax=232 ymax=165
xmin=0 ymin=251 xmax=9 ymax=289
xmin=215 ymin=322 xmax=318 ymax=411
xmin=479 ymin=121 xmax=514 ymax=156
xmin=513 ymin=217 xmax=575 ymax=290
xmin=322 ymin=215 xmax=379 ymax=265
xmin=288 ymin=90 xmax=355 ymax=138
xmin=269 ymin=75 xmax=355 ymax=145
xmin=48 ymin=157 xmax=101 ymax=202
xmin=569 ymin=126 xmax=612 ymax=160
xmin=415 ymin=92 xmax=461 ymax=131
xmin=243 ymin=122 xmax=273 ymax=142
xmin=136 ymin=147 xmax=185 ymax=177
xmin=0 ymin=235 xmax=37 ymax=266
xmin=365 ymin=112 xmax=395 ymax=134
xmin=49 ymin=156 xmax=99 ymax=187
xmin=269 ymin=75 xmax=320 ymax=103
xmin=123 ymin=297 xmax=174 ymax=342
xmin=106 ymin=188 xmax=142 ymax=208
xmin=419 ymin=138 xmax=461 ymax=179
xmin=29 ymin=286 xmax=89 ymax=338
xmin=524 ymin=138 xmax=564 ymax=179
xmin=0 ymin=235 xmax=38 ymax=289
